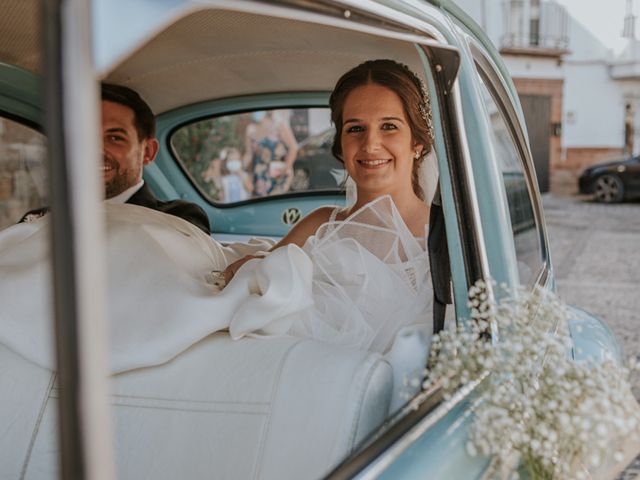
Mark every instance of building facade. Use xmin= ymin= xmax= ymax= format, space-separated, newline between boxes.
xmin=456 ymin=0 xmax=640 ymax=194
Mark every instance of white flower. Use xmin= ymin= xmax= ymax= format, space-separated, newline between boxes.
xmin=595 ymin=423 xmax=608 ymax=436
xmin=423 ymin=279 xmax=640 ymax=479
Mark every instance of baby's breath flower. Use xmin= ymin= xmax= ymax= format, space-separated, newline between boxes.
xmin=423 ymin=279 xmax=640 ymax=479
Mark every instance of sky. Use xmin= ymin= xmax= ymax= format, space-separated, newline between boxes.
xmin=554 ymin=0 xmax=630 ymax=53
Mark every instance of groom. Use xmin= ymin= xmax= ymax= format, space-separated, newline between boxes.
xmin=21 ymin=83 xmax=210 ymax=234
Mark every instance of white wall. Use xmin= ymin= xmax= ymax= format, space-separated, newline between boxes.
xmin=454 ymin=0 xmax=626 ymax=152
xmin=564 ymin=15 xmax=612 ymax=62
xmin=454 ymin=0 xmax=563 ymax=80
xmin=506 ymin=56 xmax=564 ymax=79
xmin=454 ymin=0 xmax=502 ymax=46
xmin=562 ymin=62 xmax=623 ymax=148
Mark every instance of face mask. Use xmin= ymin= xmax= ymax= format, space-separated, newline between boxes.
xmin=251 ymin=111 xmax=266 ymax=122
xmin=226 ymin=159 xmax=242 ymax=172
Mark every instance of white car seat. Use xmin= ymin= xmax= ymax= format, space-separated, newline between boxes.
xmin=1 ymin=332 xmax=392 ymax=480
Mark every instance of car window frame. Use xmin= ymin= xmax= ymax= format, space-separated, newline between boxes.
xmin=469 ymin=41 xmax=551 ymax=289
xmin=166 ymin=100 xmax=343 ymax=208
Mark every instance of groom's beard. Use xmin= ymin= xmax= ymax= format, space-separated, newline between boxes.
xmin=103 ymin=154 xmax=140 ymax=199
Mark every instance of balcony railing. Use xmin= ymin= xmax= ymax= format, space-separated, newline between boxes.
xmin=500 ymin=0 xmax=569 ymax=54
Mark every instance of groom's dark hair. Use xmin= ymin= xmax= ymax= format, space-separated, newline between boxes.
xmin=101 ymin=83 xmax=156 ymax=141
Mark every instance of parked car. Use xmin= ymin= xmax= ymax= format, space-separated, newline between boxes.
xmin=0 ymin=0 xmax=626 ymax=479
xmin=578 ymin=155 xmax=640 ymax=203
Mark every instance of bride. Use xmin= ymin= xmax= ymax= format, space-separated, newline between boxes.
xmin=0 ymin=59 xmax=436 ymax=374
xmin=225 ymin=59 xmax=436 ymax=353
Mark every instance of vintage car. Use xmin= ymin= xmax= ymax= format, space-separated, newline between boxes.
xmin=0 ymin=0 xmax=626 ymax=479
xmin=578 ymin=155 xmax=640 ymax=203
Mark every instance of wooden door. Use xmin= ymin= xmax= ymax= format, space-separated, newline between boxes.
xmin=519 ymin=94 xmax=551 ymax=193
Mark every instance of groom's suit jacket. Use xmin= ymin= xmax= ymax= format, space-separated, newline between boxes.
xmin=20 ymin=183 xmax=210 ymax=234
xmin=127 ymin=184 xmax=210 ymax=234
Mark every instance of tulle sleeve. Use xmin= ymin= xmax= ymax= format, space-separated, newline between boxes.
xmin=291 ymin=195 xmax=433 ymax=354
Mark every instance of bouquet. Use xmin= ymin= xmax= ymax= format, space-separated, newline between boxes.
xmin=422 ymin=281 xmax=640 ymax=479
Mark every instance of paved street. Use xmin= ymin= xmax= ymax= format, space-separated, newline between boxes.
xmin=541 ymin=194 xmax=639 ymax=479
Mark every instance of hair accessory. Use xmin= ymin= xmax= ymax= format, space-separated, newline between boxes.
xmin=416 ymin=76 xmax=434 ymax=143
xmin=399 ymin=62 xmax=435 ymax=144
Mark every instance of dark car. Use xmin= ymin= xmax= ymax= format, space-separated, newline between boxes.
xmin=578 ymin=156 xmax=640 ymax=203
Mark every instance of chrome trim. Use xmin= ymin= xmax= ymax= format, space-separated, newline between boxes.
xmin=444 ymin=78 xmax=498 ymax=342
xmin=449 ymin=81 xmax=493 ymax=283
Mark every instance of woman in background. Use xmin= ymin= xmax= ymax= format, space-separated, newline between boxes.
xmin=243 ymin=110 xmax=298 ymax=197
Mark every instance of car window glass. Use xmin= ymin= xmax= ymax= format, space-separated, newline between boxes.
xmin=0 ymin=116 xmax=47 ymax=229
xmin=170 ymin=108 xmax=345 ymax=204
xmin=476 ymin=76 xmax=544 ymax=285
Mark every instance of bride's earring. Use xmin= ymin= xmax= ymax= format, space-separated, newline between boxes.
xmin=414 ymin=151 xmax=420 ymax=160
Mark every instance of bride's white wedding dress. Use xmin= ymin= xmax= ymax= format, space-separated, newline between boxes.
xmin=0 ymin=195 xmax=432 ymax=375
xmin=284 ymin=196 xmax=433 ymax=354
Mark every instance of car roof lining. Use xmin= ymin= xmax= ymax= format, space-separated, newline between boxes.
xmin=0 ymin=0 xmax=41 ymax=74
xmin=1 ymin=3 xmax=436 ymax=115
xmin=104 ymin=8 xmax=429 ymax=114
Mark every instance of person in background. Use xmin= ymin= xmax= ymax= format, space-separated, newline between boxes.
xmin=243 ymin=110 xmax=298 ymax=197
xmin=218 ymin=147 xmax=253 ymax=202
xmin=20 ymin=83 xmax=210 ymax=234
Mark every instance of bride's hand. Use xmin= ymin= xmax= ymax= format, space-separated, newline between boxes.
xmin=224 ymin=254 xmax=264 ymax=283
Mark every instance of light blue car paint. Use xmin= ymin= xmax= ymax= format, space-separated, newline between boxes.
xmin=568 ymin=305 xmax=624 ymax=365
xmin=375 ymin=398 xmax=491 ymax=480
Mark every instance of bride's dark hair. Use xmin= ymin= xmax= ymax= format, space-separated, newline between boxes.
xmin=329 ymin=59 xmax=434 ymax=200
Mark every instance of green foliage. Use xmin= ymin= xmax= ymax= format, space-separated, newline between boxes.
xmin=170 ymin=115 xmax=248 ymax=199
